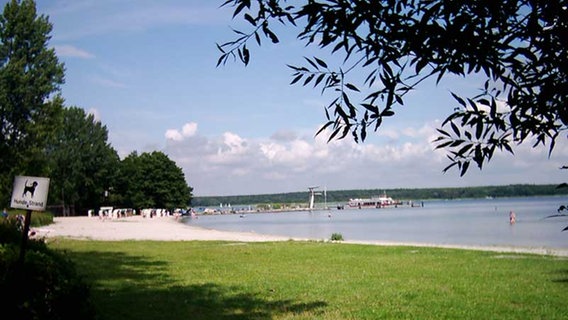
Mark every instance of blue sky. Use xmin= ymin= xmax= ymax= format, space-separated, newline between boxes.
xmin=21 ymin=0 xmax=568 ymax=196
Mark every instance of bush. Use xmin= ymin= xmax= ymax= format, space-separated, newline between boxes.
xmin=0 ymin=218 xmax=23 ymax=244
xmin=30 ymin=211 xmax=53 ymax=227
xmin=331 ymin=233 xmax=344 ymax=241
xmin=0 ymin=220 xmax=95 ymax=320
xmin=1 ymin=210 xmax=53 ymax=228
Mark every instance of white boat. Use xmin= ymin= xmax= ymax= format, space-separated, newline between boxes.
xmin=348 ymin=193 xmax=400 ymax=208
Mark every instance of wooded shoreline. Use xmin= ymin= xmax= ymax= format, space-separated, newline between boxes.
xmin=193 ymin=184 xmax=567 ymax=207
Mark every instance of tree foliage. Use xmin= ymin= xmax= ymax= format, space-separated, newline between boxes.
xmin=47 ymin=107 xmax=119 ymax=215
xmin=193 ymin=184 xmax=565 ymax=207
xmin=0 ymin=0 xmax=64 ymax=204
xmin=114 ymin=151 xmax=193 ymax=210
xmin=0 ymin=1 xmax=195 ymax=215
xmin=218 ymin=0 xmax=567 ymax=176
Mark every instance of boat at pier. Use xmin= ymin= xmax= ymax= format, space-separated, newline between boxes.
xmin=348 ymin=193 xmax=401 ymax=208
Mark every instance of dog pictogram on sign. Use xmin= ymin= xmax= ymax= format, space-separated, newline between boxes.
xmin=11 ymin=176 xmax=50 ymax=211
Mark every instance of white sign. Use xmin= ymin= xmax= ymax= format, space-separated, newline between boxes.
xmin=10 ymin=176 xmax=50 ymax=211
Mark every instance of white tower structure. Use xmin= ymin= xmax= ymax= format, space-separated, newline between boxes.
xmin=308 ymin=186 xmax=321 ymax=210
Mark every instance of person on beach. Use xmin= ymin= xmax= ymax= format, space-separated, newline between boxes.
xmin=509 ymin=211 xmax=516 ymax=225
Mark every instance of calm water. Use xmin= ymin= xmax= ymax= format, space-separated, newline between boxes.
xmin=184 ymin=196 xmax=568 ymax=250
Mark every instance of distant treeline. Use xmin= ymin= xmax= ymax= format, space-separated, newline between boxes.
xmin=192 ymin=184 xmax=567 ymax=207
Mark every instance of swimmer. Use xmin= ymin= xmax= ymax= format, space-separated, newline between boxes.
xmin=509 ymin=211 xmax=516 ymax=225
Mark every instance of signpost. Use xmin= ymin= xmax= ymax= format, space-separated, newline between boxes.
xmin=10 ymin=176 xmax=50 ymax=266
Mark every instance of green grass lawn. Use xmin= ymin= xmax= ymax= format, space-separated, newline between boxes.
xmin=48 ymin=240 xmax=568 ymax=320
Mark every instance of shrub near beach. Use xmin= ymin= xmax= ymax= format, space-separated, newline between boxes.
xmin=0 ymin=218 xmax=95 ymax=320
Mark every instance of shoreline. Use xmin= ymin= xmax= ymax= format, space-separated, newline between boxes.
xmin=34 ymin=216 xmax=568 ymax=257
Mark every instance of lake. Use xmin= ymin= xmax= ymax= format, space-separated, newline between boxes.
xmin=184 ymin=196 xmax=568 ymax=250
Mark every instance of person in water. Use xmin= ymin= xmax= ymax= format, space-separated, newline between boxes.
xmin=509 ymin=211 xmax=516 ymax=225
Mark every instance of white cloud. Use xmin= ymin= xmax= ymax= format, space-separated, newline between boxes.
xmin=182 ymin=122 xmax=197 ymax=137
xmin=164 ymin=122 xmax=568 ymax=196
xmin=222 ymin=132 xmax=247 ymax=153
xmin=379 ymin=129 xmax=400 ymax=140
xmin=53 ymin=44 xmax=95 ymax=58
xmin=463 ymin=97 xmax=511 ymax=114
xmin=207 ymin=132 xmax=250 ymax=168
xmin=260 ymin=142 xmax=283 ymax=161
xmin=165 ymin=122 xmax=198 ymax=141
xmin=165 ymin=129 xmax=183 ymax=142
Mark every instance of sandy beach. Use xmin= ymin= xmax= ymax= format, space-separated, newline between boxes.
xmin=34 ymin=216 xmax=568 ymax=257
xmin=34 ymin=215 xmax=292 ymax=242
